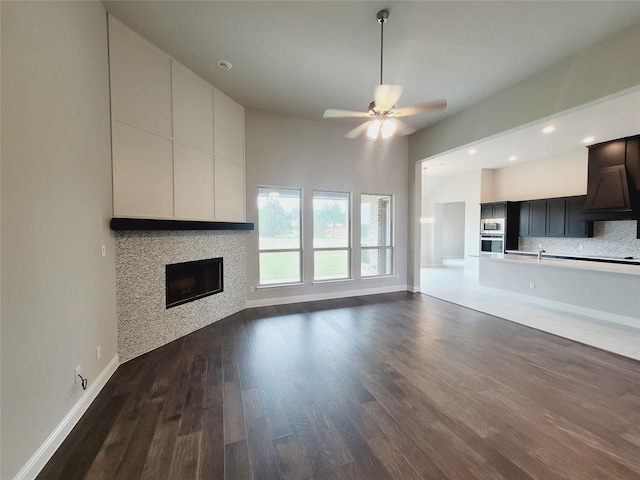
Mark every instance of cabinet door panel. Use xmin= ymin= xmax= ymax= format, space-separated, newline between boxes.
xmin=214 ymin=88 xmax=244 ymax=165
xmin=546 ymin=198 xmax=566 ymax=237
xmin=565 ymin=196 xmax=593 ymax=237
xmin=481 ymin=204 xmax=493 ymax=219
xmin=519 ymin=202 xmax=530 ymax=236
xmin=529 ymin=201 xmax=547 ymax=236
xmin=172 ymin=63 xmax=214 ymax=152
xmin=174 ymin=143 xmax=215 ymax=220
xmin=492 ymin=204 xmax=506 ymax=218
xmin=215 ymin=158 xmax=245 ymax=221
xmin=109 ymin=18 xmax=172 ymax=137
xmin=112 ymin=122 xmax=174 ymax=218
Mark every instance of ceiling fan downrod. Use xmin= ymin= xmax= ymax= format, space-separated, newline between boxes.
xmin=377 ymin=9 xmax=389 ymax=86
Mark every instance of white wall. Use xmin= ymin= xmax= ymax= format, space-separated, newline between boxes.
xmin=245 ymin=110 xmax=409 ymax=305
xmin=1 ymin=3 xmax=118 ymax=478
xmin=421 ymin=170 xmax=481 ymax=270
xmin=442 ymin=202 xmax=465 ymax=258
xmin=494 ymin=150 xmax=587 ymax=200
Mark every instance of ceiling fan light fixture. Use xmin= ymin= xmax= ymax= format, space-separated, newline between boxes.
xmin=367 ymin=118 xmax=396 ymax=139
xmin=322 ymin=8 xmax=446 ymax=140
xmin=367 ymin=119 xmax=381 ymax=139
xmin=381 ymin=119 xmax=396 ymax=138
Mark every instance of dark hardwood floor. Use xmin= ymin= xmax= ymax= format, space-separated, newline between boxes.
xmin=37 ymin=292 xmax=640 ymax=480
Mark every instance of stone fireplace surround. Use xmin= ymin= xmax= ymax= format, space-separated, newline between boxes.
xmin=114 ymin=228 xmax=248 ymax=362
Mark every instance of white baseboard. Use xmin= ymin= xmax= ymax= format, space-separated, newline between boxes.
xmin=246 ymin=285 xmax=409 ymax=308
xmin=14 ymin=355 xmax=119 ymax=480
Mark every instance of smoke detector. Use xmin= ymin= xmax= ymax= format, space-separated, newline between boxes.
xmin=217 ymin=60 xmax=232 ymax=71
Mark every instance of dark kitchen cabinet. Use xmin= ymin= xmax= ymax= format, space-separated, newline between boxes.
xmin=481 ymin=202 xmax=506 ymax=219
xmin=519 ymin=202 xmax=531 ymax=235
xmin=565 ymin=196 xmax=594 ymax=237
xmin=584 ymin=134 xmax=640 ymax=218
xmin=518 ymin=195 xmax=593 ymax=238
xmin=529 ymin=200 xmax=547 ymax=236
xmin=546 ymin=198 xmax=566 ymax=236
xmin=480 ymin=201 xmax=520 ymax=250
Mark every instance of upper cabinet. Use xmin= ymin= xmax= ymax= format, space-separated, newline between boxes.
xmin=519 ymin=196 xmax=593 ymax=238
xmin=108 ymin=15 xmax=245 ymax=222
xmin=565 ymin=196 xmax=593 ymax=238
xmin=480 ymin=202 xmax=506 ymax=219
xmin=545 ymin=198 xmax=566 ymax=237
xmin=584 ymin=140 xmax=629 ymax=211
xmin=584 ymin=135 xmax=640 ymax=218
xmin=528 ymin=200 xmax=547 ymax=236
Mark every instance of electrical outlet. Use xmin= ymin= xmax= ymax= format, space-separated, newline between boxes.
xmin=75 ymin=365 xmax=82 ymax=383
xmin=96 ymin=345 xmax=101 ymax=360
xmin=249 ymin=286 xmax=256 ymax=293
xmin=101 ymin=245 xmax=106 ymax=257
xmin=529 ymin=282 xmax=535 ymax=289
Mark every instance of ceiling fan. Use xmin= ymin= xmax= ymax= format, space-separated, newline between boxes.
xmin=323 ymin=9 xmax=446 ymax=142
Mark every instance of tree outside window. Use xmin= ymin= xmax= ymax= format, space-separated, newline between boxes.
xmin=258 ymin=187 xmax=302 ymax=285
xmin=313 ymin=191 xmax=351 ymax=281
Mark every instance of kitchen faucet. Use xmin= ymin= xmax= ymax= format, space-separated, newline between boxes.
xmin=538 ymin=249 xmax=546 ymax=261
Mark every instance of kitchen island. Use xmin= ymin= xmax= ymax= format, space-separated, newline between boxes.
xmin=479 ymin=252 xmax=639 ymax=326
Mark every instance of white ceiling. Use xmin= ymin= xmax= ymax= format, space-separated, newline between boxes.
xmin=102 ymin=1 xmax=640 ymax=173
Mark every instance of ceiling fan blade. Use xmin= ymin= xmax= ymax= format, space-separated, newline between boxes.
xmin=394 ymin=99 xmax=447 ymax=118
xmin=345 ymin=121 xmax=372 ymax=139
xmin=323 ymin=108 xmax=370 ymax=119
xmin=374 ymin=84 xmax=404 ymax=112
xmin=389 ymin=118 xmax=415 ymax=136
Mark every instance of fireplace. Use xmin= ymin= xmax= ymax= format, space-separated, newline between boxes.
xmin=166 ymin=257 xmax=223 ymax=308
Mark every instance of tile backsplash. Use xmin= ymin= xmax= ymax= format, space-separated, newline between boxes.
xmin=519 ymin=220 xmax=640 ymax=258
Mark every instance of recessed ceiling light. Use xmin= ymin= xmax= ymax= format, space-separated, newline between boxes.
xmin=508 ymin=155 xmax=517 ymax=161
xmin=582 ymin=136 xmax=594 ymax=143
xmin=437 ymin=163 xmax=445 ymax=167
xmin=542 ymin=126 xmax=555 ymax=134
xmin=217 ymin=60 xmax=232 ymax=71
xmin=468 ymin=148 xmax=477 ymax=155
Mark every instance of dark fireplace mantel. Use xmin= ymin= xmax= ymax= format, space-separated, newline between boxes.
xmin=110 ymin=218 xmax=254 ymax=231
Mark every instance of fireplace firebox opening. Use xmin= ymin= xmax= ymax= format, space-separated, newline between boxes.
xmin=166 ymin=257 xmax=223 ymax=308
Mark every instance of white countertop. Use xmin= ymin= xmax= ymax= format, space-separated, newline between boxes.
xmin=482 ymin=251 xmax=640 ymax=276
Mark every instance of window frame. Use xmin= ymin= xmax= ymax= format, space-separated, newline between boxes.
xmin=360 ymin=193 xmax=394 ymax=278
xmin=312 ymin=189 xmax=352 ymax=283
xmin=257 ymin=186 xmax=303 ymax=287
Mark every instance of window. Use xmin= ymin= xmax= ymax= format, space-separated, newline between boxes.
xmin=361 ymin=194 xmax=393 ymax=277
xmin=258 ymin=187 xmax=302 ymax=285
xmin=313 ymin=191 xmax=351 ymax=281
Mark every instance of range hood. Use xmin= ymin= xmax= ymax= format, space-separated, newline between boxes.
xmin=583 ymin=134 xmax=640 ymax=221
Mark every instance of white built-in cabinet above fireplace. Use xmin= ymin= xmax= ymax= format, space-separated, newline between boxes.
xmin=108 ymin=15 xmax=245 ymax=222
